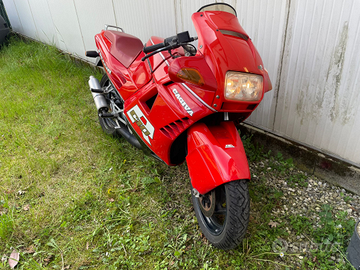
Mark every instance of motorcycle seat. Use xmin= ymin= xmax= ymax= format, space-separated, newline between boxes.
xmin=104 ymin=30 xmax=144 ymax=68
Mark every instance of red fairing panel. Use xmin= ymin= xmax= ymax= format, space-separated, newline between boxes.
xmin=191 ymin=11 xmax=272 ymax=110
xmin=186 ymin=121 xmax=250 ymax=195
xmin=124 ymin=81 xmax=214 ymax=165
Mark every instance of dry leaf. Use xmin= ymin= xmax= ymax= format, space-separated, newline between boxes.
xmin=268 ymin=220 xmax=279 ymax=228
xmin=8 ymin=250 xmax=19 ymax=269
xmin=23 ymin=204 xmax=30 ymax=211
xmin=43 ymin=254 xmax=55 ymax=265
xmin=249 ymin=215 xmax=258 ymax=224
xmin=109 ymin=198 xmax=115 ymax=202
xmin=24 ymin=245 xmax=35 ymax=254
xmin=54 ymin=133 xmax=62 ymax=140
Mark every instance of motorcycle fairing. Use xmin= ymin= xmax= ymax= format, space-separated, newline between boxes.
xmin=186 ymin=121 xmax=250 ymax=195
xmin=192 ymin=10 xmax=272 ymax=111
xmin=123 ymin=81 xmax=215 ymax=165
xmin=145 ymin=39 xmax=217 ymax=113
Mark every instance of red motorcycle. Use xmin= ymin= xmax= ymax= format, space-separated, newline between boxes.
xmin=86 ymin=3 xmax=272 ymax=250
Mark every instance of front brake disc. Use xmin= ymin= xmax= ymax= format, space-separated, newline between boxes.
xmin=198 ymin=190 xmax=216 ymax=217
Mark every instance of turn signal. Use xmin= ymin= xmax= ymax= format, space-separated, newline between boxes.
xmin=177 ymin=68 xmax=204 ymax=86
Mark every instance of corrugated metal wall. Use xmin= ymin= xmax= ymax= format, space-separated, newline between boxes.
xmin=2 ymin=0 xmax=360 ymax=166
xmin=271 ymin=0 xmax=360 ymax=166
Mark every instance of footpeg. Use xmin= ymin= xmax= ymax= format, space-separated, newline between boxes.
xmin=91 ymin=88 xmax=104 ymax=93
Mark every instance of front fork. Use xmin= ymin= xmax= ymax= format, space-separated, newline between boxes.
xmin=186 ymin=121 xmax=250 ymax=195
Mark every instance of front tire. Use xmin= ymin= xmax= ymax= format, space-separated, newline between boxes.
xmin=191 ymin=180 xmax=250 ymax=250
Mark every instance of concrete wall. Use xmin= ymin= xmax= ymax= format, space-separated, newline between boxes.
xmin=3 ymin=0 xmax=360 ymax=167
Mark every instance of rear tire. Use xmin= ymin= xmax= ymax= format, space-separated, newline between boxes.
xmin=98 ymin=74 xmax=120 ymax=137
xmin=191 ymin=180 xmax=250 ymax=250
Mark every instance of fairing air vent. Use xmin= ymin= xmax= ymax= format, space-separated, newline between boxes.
xmin=219 ymin=30 xmax=248 ymax=41
xmin=160 ymin=117 xmax=192 ymax=139
xmin=145 ymin=93 xmax=158 ymax=110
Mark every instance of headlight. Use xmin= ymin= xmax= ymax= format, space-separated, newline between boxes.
xmin=224 ymin=71 xmax=263 ymax=101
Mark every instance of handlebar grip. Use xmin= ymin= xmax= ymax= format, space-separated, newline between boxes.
xmin=143 ymin=42 xmax=165 ymax=54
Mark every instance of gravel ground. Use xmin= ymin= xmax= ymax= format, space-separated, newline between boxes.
xmin=250 ymin=158 xmax=360 ymax=268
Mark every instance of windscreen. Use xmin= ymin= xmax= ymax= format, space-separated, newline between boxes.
xmin=197 ymin=3 xmax=237 ymax=17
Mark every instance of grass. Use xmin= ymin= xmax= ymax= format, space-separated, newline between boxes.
xmin=0 ymin=37 xmax=356 ymax=269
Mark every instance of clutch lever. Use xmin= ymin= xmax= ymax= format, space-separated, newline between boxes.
xmin=141 ymin=44 xmax=173 ymax=61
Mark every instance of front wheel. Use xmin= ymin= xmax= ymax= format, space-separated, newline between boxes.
xmin=191 ymin=180 xmax=250 ymax=250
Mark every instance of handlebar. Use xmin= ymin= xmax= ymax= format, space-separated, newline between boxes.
xmin=142 ymin=31 xmax=197 ymax=61
xmin=143 ymin=42 xmax=166 ymax=54
xmin=141 ymin=45 xmax=172 ymax=61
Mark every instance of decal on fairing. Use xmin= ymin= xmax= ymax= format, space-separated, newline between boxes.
xmin=127 ymin=105 xmax=154 ymax=145
xmin=172 ymin=88 xmax=194 ymax=116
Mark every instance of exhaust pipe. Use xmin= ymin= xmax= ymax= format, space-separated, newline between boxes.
xmin=88 ymin=76 xmax=143 ymax=150
xmin=88 ymin=76 xmax=108 ymax=112
xmin=116 ymin=125 xmax=142 ymax=150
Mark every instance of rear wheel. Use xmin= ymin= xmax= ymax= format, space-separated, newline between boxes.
xmin=98 ymin=74 xmax=121 ymax=137
xmin=191 ymin=180 xmax=250 ymax=250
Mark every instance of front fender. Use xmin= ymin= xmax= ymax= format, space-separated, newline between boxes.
xmin=186 ymin=121 xmax=250 ymax=194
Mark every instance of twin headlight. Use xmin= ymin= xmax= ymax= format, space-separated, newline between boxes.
xmin=224 ymin=71 xmax=263 ymax=101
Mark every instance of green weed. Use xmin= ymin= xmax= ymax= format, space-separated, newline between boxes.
xmin=241 ymin=134 xmax=268 ymax=162
xmin=0 ymin=212 xmax=13 ymax=241
xmin=315 ymin=204 xmax=355 ymax=248
xmin=0 ymin=197 xmax=13 ymax=241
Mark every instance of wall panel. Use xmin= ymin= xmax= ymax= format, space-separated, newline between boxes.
xmin=46 ymin=0 xmax=84 ymax=57
xmin=28 ymin=0 xmax=58 ymax=45
xmin=274 ymin=0 xmax=360 ymax=164
xmin=112 ymin=0 xmax=176 ymax=43
xmin=73 ymin=0 xmax=116 ymax=55
xmin=3 ymin=0 xmax=22 ymax=34
xmin=13 ymin=0 xmax=37 ymax=40
xmin=237 ymin=0 xmax=288 ymax=130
